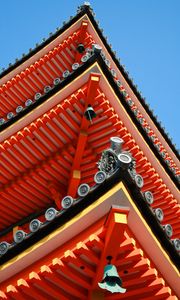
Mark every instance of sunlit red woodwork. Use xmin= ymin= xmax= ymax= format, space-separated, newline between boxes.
xmin=0 ymin=3 xmax=179 ymax=300
xmin=0 ymin=208 xmax=178 ymax=299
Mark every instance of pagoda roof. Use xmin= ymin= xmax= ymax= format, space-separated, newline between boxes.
xmin=0 ymin=3 xmax=179 ymax=170
xmin=0 ymin=179 xmax=179 ymax=297
xmin=0 ymin=57 xmax=179 ymax=246
xmin=1 ymin=52 xmax=179 ymax=185
xmin=0 ymin=4 xmax=179 ymax=298
xmin=0 ymin=165 xmax=179 ymax=266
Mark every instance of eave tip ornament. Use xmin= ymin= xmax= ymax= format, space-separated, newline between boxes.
xmin=98 ymin=256 xmax=126 ymax=293
xmin=97 ymin=137 xmax=133 ymax=176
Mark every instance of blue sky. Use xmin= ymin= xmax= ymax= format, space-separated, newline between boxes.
xmin=0 ymin=0 xmax=179 ymax=149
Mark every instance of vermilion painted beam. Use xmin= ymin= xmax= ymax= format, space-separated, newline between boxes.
xmin=75 ymin=242 xmax=99 ymax=264
xmin=6 ymin=285 xmax=23 ymax=300
xmin=0 ymin=218 xmax=104 ymax=289
xmin=63 ymin=250 xmax=95 ymax=278
xmin=122 ymin=268 xmax=157 ymax=284
xmin=0 ymin=30 xmax=82 ymax=120
xmin=75 ymin=21 xmax=89 ymax=62
xmin=116 ymin=249 xmax=144 ymax=266
xmin=16 ymin=279 xmax=46 ymax=300
xmin=87 ymin=234 xmax=104 ymax=251
xmin=90 ymin=208 xmax=129 ymax=295
xmin=119 ymin=264 xmax=150 ymax=281
xmin=40 ymin=265 xmax=86 ymax=299
xmin=47 ymin=182 xmax=63 ymax=208
xmin=143 ymin=287 xmax=172 ymax=299
xmin=29 ymin=271 xmax=64 ymax=300
xmin=67 ymin=74 xmax=100 ymax=197
xmin=52 ymin=258 xmax=91 ymax=289
xmin=118 ymin=237 xmax=136 ymax=252
xmin=131 ymin=257 xmax=151 ymax=269
xmin=0 ymin=135 xmax=73 ymax=209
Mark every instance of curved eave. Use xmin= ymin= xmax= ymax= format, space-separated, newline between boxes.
xmin=0 ymin=55 xmax=96 ymax=134
xmin=0 ymin=66 xmax=105 ymax=230
xmin=0 ymin=17 xmax=95 ymax=121
xmin=0 ymin=181 xmax=179 ymax=297
xmin=0 ymin=8 xmax=87 ymax=80
xmin=82 ymin=6 xmax=180 ymax=161
xmin=95 ymin=56 xmax=180 ymax=189
xmin=1 ymin=54 xmax=179 ymax=189
xmin=0 ymin=58 xmax=179 ymax=240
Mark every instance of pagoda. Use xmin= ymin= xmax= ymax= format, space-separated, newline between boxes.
xmin=0 ymin=3 xmax=179 ymax=299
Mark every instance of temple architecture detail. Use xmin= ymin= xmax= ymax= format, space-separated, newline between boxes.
xmin=0 ymin=3 xmax=179 ymax=299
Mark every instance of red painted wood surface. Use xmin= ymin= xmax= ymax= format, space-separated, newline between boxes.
xmin=0 ymin=211 xmax=177 ymax=299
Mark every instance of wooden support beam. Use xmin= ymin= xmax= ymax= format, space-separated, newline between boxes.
xmin=17 ymin=278 xmax=47 ymax=300
xmin=29 ymin=271 xmax=64 ymax=300
xmin=47 ymin=182 xmax=63 ymax=209
xmin=6 ymin=285 xmax=26 ymax=300
xmin=116 ymin=248 xmax=144 ymax=265
xmin=13 ymin=226 xmax=19 ymax=235
xmin=79 ymin=21 xmax=89 ymax=43
xmin=75 ymin=20 xmax=89 ymax=62
xmin=166 ymin=296 xmax=179 ymax=300
xmin=75 ymin=242 xmax=99 ymax=264
xmin=143 ymin=287 xmax=172 ymax=299
xmin=117 ymin=257 xmax=150 ymax=274
xmin=123 ymin=268 xmax=158 ymax=289
xmin=87 ymin=234 xmax=104 ymax=251
xmin=67 ymin=74 xmax=100 ymax=197
xmin=63 ymin=250 xmax=95 ymax=278
xmin=40 ymin=265 xmax=87 ymax=299
xmin=52 ymin=258 xmax=91 ymax=289
xmin=90 ymin=208 xmax=129 ymax=297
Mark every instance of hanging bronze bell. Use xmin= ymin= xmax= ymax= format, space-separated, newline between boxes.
xmin=77 ymin=43 xmax=85 ymax=53
xmin=98 ymin=264 xmax=126 ymax=293
xmin=84 ymin=105 xmax=96 ymax=123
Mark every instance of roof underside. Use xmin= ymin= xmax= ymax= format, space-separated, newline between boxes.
xmin=0 ymin=5 xmax=179 ymax=299
xmin=0 ymin=20 xmax=94 ymax=120
xmin=0 ymin=64 xmax=179 ymax=243
xmin=0 ymin=208 xmax=178 ymax=299
xmin=0 ymin=10 xmax=179 ymax=189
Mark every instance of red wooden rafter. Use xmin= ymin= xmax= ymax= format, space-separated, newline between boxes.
xmin=75 ymin=20 xmax=89 ymax=62
xmin=67 ymin=73 xmax=101 ymax=197
xmin=0 ymin=208 xmax=177 ymax=299
xmin=90 ymin=208 xmax=129 ymax=292
xmin=0 ymin=28 xmax=94 ymax=119
xmin=0 ymin=85 xmax=179 ymax=236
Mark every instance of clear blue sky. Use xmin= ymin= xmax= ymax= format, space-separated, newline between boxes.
xmin=0 ymin=0 xmax=179 ymax=150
